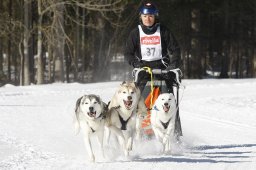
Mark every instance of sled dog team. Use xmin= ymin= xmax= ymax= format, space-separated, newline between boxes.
xmin=74 ymin=81 xmax=178 ymax=162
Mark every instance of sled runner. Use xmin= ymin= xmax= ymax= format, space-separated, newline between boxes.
xmin=132 ymin=67 xmax=183 ymax=139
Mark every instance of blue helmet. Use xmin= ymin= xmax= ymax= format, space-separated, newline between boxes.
xmin=139 ymin=2 xmax=159 ymax=16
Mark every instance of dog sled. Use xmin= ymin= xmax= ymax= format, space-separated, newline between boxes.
xmin=132 ymin=67 xmax=183 ymax=139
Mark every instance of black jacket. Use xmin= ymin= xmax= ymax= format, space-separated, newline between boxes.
xmin=124 ymin=23 xmax=181 ymax=69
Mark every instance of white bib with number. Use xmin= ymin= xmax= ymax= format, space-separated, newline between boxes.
xmin=139 ymin=25 xmax=162 ymax=61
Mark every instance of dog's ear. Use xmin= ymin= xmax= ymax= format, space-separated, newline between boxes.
xmin=108 ymin=89 xmax=120 ymax=109
xmin=121 ymin=81 xmax=126 ymax=85
xmin=94 ymin=95 xmax=101 ymax=104
xmin=134 ymin=81 xmax=139 ymax=88
xmin=97 ymin=96 xmax=105 ymax=110
xmin=101 ymin=102 xmax=108 ymax=118
xmin=132 ymin=82 xmax=141 ymax=97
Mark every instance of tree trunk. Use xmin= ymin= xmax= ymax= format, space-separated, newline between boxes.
xmin=220 ymin=0 xmax=230 ymax=78
xmin=53 ymin=2 xmax=65 ymax=82
xmin=181 ymin=0 xmax=191 ymax=78
xmin=229 ymin=43 xmax=235 ymax=78
xmin=0 ymin=1 xmax=2 ymax=77
xmin=37 ymin=0 xmax=44 ymax=84
xmin=0 ymin=38 xmax=3 ymax=80
xmin=47 ymin=43 xmax=53 ymax=83
xmin=92 ymin=15 xmax=106 ymax=82
xmin=7 ymin=0 xmax=12 ymax=81
xmin=73 ymin=5 xmax=80 ymax=81
xmin=19 ymin=39 xmax=24 ymax=85
xmin=253 ymin=47 xmax=256 ymax=78
xmin=65 ymin=44 xmax=70 ymax=83
xmin=81 ymin=8 xmax=86 ymax=82
xmin=253 ymin=6 xmax=256 ymax=77
xmin=23 ymin=0 xmax=32 ymax=85
xmin=190 ymin=8 xmax=201 ymax=78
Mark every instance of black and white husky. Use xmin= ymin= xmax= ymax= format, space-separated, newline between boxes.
xmin=74 ymin=94 xmax=108 ymax=162
xmin=150 ymin=93 xmax=177 ymax=153
xmin=106 ymin=81 xmax=147 ymax=156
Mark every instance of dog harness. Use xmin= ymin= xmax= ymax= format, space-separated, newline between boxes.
xmin=114 ymin=106 xmax=133 ymax=130
xmin=118 ymin=114 xmax=132 ymax=130
xmin=90 ymin=127 xmax=95 ymax=133
xmin=87 ymin=113 xmax=105 ymax=133
xmin=160 ymin=119 xmax=171 ymax=130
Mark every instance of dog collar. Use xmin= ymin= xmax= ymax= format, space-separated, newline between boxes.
xmin=153 ymin=105 xmax=160 ymax=111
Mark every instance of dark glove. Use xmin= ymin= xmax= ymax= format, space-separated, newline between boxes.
xmin=132 ymin=61 xmax=143 ymax=68
xmin=163 ymin=71 xmax=175 ymax=80
xmin=167 ymin=69 xmax=182 ymax=85
xmin=168 ymin=71 xmax=176 ymax=80
xmin=161 ymin=57 xmax=170 ymax=68
xmin=165 ymin=64 xmax=176 ymax=70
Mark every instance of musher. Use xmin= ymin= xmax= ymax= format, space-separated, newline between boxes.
xmin=124 ymin=1 xmax=181 ymax=94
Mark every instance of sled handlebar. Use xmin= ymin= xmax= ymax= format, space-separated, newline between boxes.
xmin=132 ymin=68 xmax=182 ymax=86
xmin=151 ymin=69 xmax=170 ymax=74
xmin=133 ymin=68 xmax=182 ymax=75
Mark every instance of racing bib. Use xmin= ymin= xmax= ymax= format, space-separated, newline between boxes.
xmin=139 ymin=25 xmax=162 ymax=61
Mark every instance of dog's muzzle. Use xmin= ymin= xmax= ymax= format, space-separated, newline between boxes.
xmin=87 ymin=111 xmax=96 ymax=117
xmin=123 ymin=100 xmax=133 ymax=109
xmin=88 ymin=107 xmax=96 ymax=117
xmin=163 ymin=103 xmax=170 ymax=112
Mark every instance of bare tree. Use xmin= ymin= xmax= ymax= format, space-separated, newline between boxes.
xmin=0 ymin=38 xmax=3 ymax=82
xmin=36 ymin=0 xmax=44 ymax=84
xmin=252 ymin=2 xmax=256 ymax=77
xmin=190 ymin=8 xmax=202 ymax=78
xmin=7 ymin=0 xmax=13 ymax=81
xmin=23 ymin=0 xmax=32 ymax=85
xmin=52 ymin=1 xmax=65 ymax=82
xmin=220 ymin=0 xmax=230 ymax=78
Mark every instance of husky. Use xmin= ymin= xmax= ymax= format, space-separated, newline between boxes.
xmin=106 ymin=81 xmax=147 ymax=156
xmin=150 ymin=93 xmax=177 ymax=153
xmin=74 ymin=94 xmax=108 ymax=162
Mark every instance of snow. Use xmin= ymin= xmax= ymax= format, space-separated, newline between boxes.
xmin=1 ymin=79 xmax=256 ymax=170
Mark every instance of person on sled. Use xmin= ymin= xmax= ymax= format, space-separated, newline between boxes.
xmin=124 ymin=1 xmax=181 ymax=94
xmin=124 ymin=1 xmax=183 ymax=139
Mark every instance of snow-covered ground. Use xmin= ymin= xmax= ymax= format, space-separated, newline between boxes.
xmin=0 ymin=79 xmax=256 ymax=170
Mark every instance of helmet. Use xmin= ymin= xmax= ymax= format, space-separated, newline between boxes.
xmin=139 ymin=2 xmax=159 ymax=16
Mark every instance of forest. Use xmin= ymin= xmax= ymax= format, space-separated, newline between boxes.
xmin=0 ymin=0 xmax=256 ymax=86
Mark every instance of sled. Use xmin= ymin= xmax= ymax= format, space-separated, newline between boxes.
xmin=133 ymin=67 xmax=183 ymax=139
